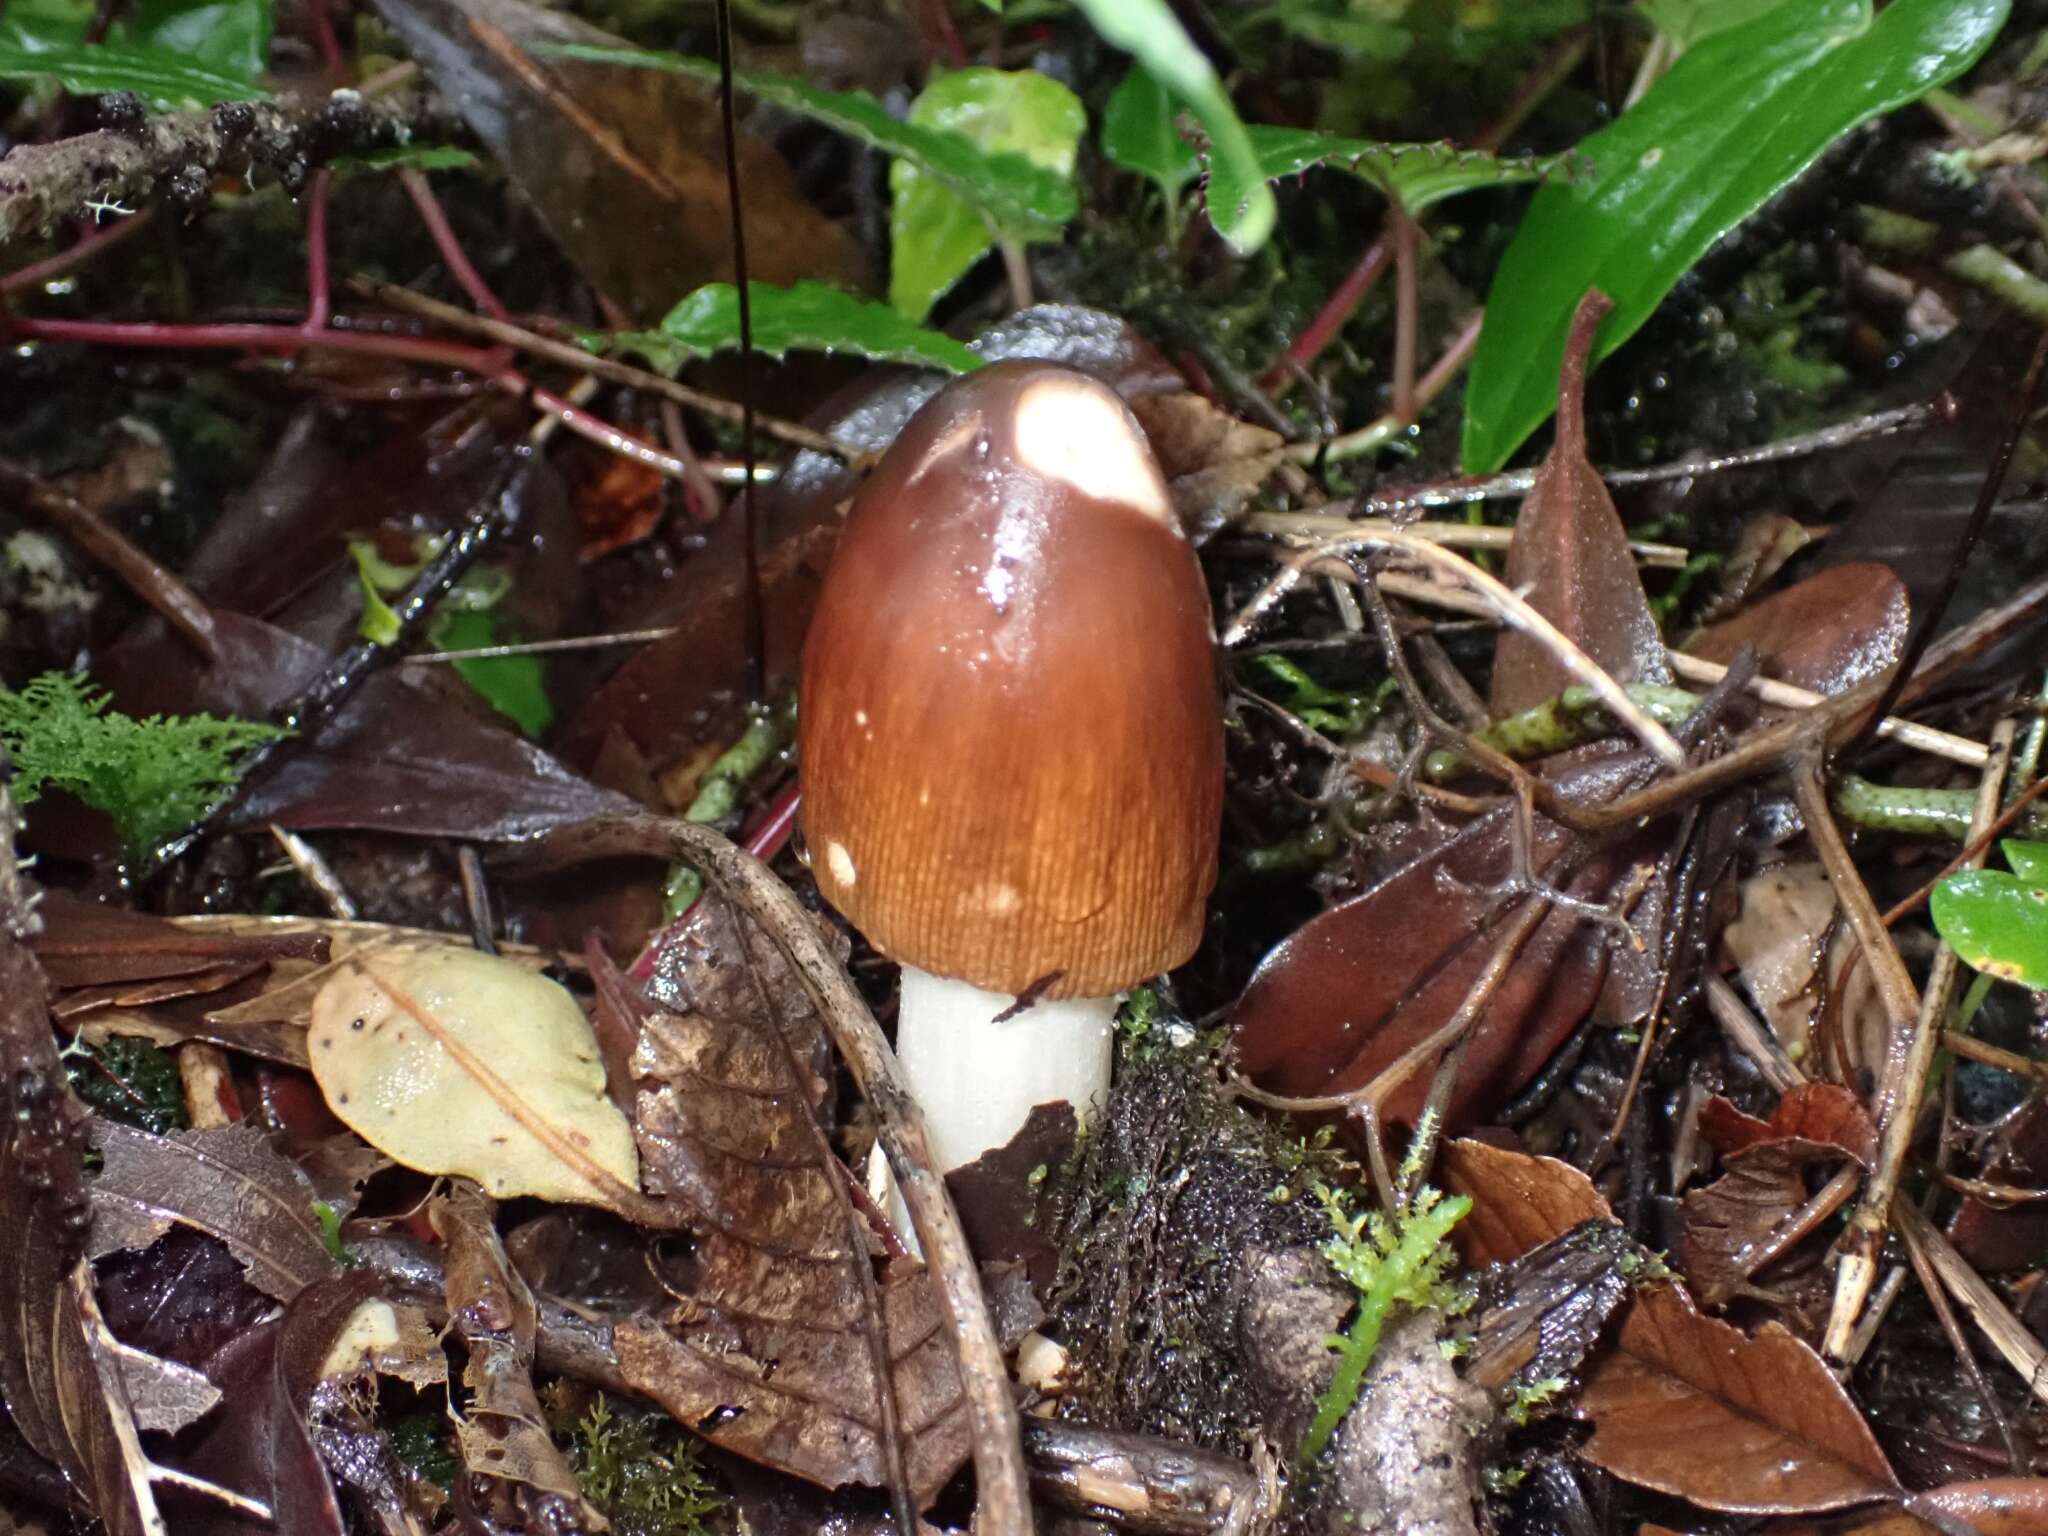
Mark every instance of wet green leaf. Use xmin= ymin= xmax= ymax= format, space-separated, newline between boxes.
xmin=0 ymin=0 xmax=268 ymax=102
xmin=547 ymin=45 xmax=1076 ymax=244
xmin=1073 ymin=0 xmax=1276 ymax=254
xmin=335 ymin=144 xmax=480 ymax=173
xmin=889 ymin=68 xmax=1084 ymax=320
xmin=2000 ymin=839 xmax=2048 ymax=885
xmin=1462 ymin=0 xmax=2009 ymax=474
xmin=1933 ymin=866 xmax=2048 ymax=991
xmin=1102 ymin=65 xmax=1199 ymax=213
xmin=610 ymin=279 xmax=980 ymax=372
xmin=1236 ymin=124 xmax=1568 ymax=213
xmin=433 ymin=609 xmax=552 ymax=740
xmin=1638 ymin=0 xmax=1798 ymax=50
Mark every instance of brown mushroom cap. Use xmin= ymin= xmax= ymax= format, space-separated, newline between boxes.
xmin=798 ymin=360 xmax=1223 ymax=1000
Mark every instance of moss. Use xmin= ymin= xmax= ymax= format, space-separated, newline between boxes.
xmin=64 ymin=1033 xmax=185 ymax=1136
xmin=559 ymin=1391 xmax=726 ymax=1536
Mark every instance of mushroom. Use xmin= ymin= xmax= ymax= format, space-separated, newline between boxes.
xmin=799 ymin=359 xmax=1223 ymax=1177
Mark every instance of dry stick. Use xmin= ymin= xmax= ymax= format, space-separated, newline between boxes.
xmin=1249 ymin=510 xmax=1690 ymax=568
xmin=510 ymin=813 xmax=1032 ymax=1536
xmin=1823 ymin=723 xmax=2014 ymax=1360
xmin=1225 ymin=529 xmax=1687 ymax=768
xmin=1894 ymin=1200 xmax=2048 ymax=1408
xmin=1703 ymin=973 xmax=1807 ymax=1095
xmin=1666 ymin=651 xmax=1988 ymax=768
xmin=0 ymin=456 xmax=218 ymax=661
xmin=1345 ymin=401 xmax=1941 ymax=516
xmin=1880 ymin=774 xmax=2048 ymax=929
xmin=363 ymin=281 xmax=857 ymax=460
xmin=1894 ymin=1194 xmax=2025 ymax=1470
xmin=1284 ymin=310 xmax=1483 ymax=464
xmin=1943 ymin=1029 xmax=2048 ymax=1083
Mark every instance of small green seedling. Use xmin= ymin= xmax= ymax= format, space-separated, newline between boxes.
xmin=1932 ymin=839 xmax=2048 ymax=990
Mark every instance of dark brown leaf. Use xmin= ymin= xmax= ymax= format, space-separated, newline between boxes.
xmin=1491 ymin=289 xmax=1672 ymax=717
xmin=96 ymin=1228 xmax=277 ymax=1372
xmin=1232 ymin=755 xmax=1656 ymax=1127
xmin=615 ymin=894 xmax=969 ymax=1503
xmin=1679 ymin=1141 xmax=1839 ymax=1307
xmin=1687 ymin=563 xmax=1909 ymax=695
xmin=87 ymin=1122 xmax=339 ymax=1302
xmin=1697 ymin=1086 xmax=1877 ymax=1165
xmin=944 ymin=1101 xmax=1076 ymax=1296
xmin=432 ymin=1186 xmax=599 ymax=1525
xmin=1440 ymin=1140 xmax=1898 ymax=1516
xmin=179 ymin=1272 xmax=382 ymax=1536
xmin=1462 ymin=1220 xmax=1634 ymax=1401
xmin=369 ymin=0 xmax=870 ymax=321
xmin=1950 ymin=1101 xmax=2048 ymax=1273
xmin=1770 ymin=1477 xmax=2048 ymax=1534
xmin=30 ymin=892 xmax=327 ymax=990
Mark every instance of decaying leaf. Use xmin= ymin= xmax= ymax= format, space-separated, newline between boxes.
xmin=309 ymin=946 xmax=641 ymax=1210
xmin=613 ymin=896 xmax=971 ymax=1503
xmin=1680 ymin=1139 xmax=1848 ymax=1308
xmin=181 ymin=1272 xmax=385 ymax=1536
xmin=1461 ymin=1220 xmax=1634 ymax=1404
xmin=1491 ymin=289 xmax=1672 ymax=718
xmin=369 ymin=0 xmax=870 ymax=322
xmin=434 ymin=1186 xmax=604 ymax=1527
xmin=87 ymin=1121 xmax=339 ymax=1302
xmin=1686 ymin=562 xmax=1909 ymax=696
xmin=1722 ymin=862 xmax=1887 ymax=1080
xmin=1772 ymin=1477 xmax=2048 ymax=1534
xmin=1233 ymin=754 xmax=1653 ymax=1126
xmin=1441 ymin=1139 xmax=1899 ymax=1515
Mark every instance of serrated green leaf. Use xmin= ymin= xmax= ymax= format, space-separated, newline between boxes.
xmin=2003 ymin=840 xmax=2048 ymax=885
xmin=1933 ymin=869 xmax=2048 ymax=990
xmin=0 ymin=0 xmax=267 ymax=103
xmin=1462 ymin=0 xmax=2009 ymax=475
xmin=1102 ymin=65 xmax=1199 ymax=212
xmin=606 ymin=279 xmax=981 ymax=373
xmin=1070 ymin=0 xmax=1276 ymax=255
xmin=890 ymin=67 xmax=1083 ymax=320
xmin=1238 ymin=123 xmax=1567 ymax=213
xmin=0 ymin=39 xmax=261 ymax=104
xmin=545 ymin=45 xmax=1076 ymax=245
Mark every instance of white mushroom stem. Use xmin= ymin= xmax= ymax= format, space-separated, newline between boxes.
xmin=895 ymin=966 xmax=1117 ymax=1173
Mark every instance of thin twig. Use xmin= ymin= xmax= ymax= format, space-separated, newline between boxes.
xmin=1248 ymin=510 xmax=1690 ymax=568
xmin=1667 ymin=651 xmax=1988 ymax=768
xmin=1823 ymin=723 xmax=2012 ymax=1359
xmin=1226 ymin=528 xmax=1687 ymax=768
xmin=1703 ymin=974 xmax=1806 ymax=1095
xmin=1895 ymin=1192 xmax=2024 ymax=1469
xmin=1894 ymin=1200 xmax=2048 ymax=1408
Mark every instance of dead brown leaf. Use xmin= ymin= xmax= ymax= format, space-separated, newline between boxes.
xmin=610 ymin=896 xmax=970 ymax=1504
xmin=433 ymin=1186 xmax=603 ymax=1527
xmin=368 ymin=0 xmax=870 ymax=322
xmin=1687 ymin=563 xmax=1908 ymax=696
xmin=1491 ymin=289 xmax=1672 ymax=717
xmin=1722 ymin=863 xmax=1888 ymax=1079
xmin=86 ymin=1122 xmax=340 ymax=1302
xmin=1441 ymin=1139 xmax=1899 ymax=1515
xmin=1770 ymin=1477 xmax=2048 ymax=1534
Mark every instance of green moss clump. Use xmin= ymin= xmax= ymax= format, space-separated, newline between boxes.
xmin=562 ymin=1392 xmax=725 ymax=1536
xmin=65 ymin=1034 xmax=185 ymax=1135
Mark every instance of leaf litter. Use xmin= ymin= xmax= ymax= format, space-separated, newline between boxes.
xmin=4 ymin=3 xmax=2048 ymax=1532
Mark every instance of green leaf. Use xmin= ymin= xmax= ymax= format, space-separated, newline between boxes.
xmin=1239 ymin=123 xmax=1568 ymax=213
xmin=545 ymin=45 xmax=1077 ymax=244
xmin=1102 ymin=65 xmax=1199 ymax=212
xmin=2001 ymin=840 xmax=2048 ymax=885
xmin=1933 ymin=868 xmax=2048 ymax=990
xmin=605 ymin=279 xmax=981 ymax=373
xmin=1461 ymin=0 xmax=2010 ymax=475
xmin=1637 ymin=0 xmax=1799 ymax=50
xmin=0 ymin=0 xmax=268 ymax=103
xmin=432 ymin=608 xmax=552 ymax=740
xmin=1070 ymin=0 xmax=1277 ymax=254
xmin=348 ymin=542 xmax=404 ymax=646
xmin=0 ymin=39 xmax=262 ymax=104
xmin=889 ymin=67 xmax=1084 ymax=321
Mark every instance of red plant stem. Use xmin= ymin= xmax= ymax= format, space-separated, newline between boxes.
xmin=744 ymin=777 xmax=801 ymax=863
xmin=400 ymin=166 xmax=509 ymax=321
xmin=307 ymin=0 xmax=347 ymax=76
xmin=1390 ymin=203 xmax=1418 ymax=422
xmin=303 ymin=169 xmax=333 ymax=330
xmin=6 ymin=313 xmax=491 ymax=368
xmin=1260 ymin=237 xmax=1390 ymax=392
xmin=0 ymin=209 xmax=154 ymax=296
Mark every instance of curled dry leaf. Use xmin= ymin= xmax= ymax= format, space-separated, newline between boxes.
xmin=1697 ymin=1085 xmax=1878 ymax=1165
xmin=1722 ymin=863 xmax=1888 ymax=1080
xmin=433 ymin=1186 xmax=602 ymax=1526
xmin=309 ymin=947 xmax=641 ymax=1210
xmin=1440 ymin=1139 xmax=1898 ymax=1516
xmin=1491 ymin=288 xmax=1672 ymax=718
xmin=87 ymin=1121 xmax=340 ymax=1302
